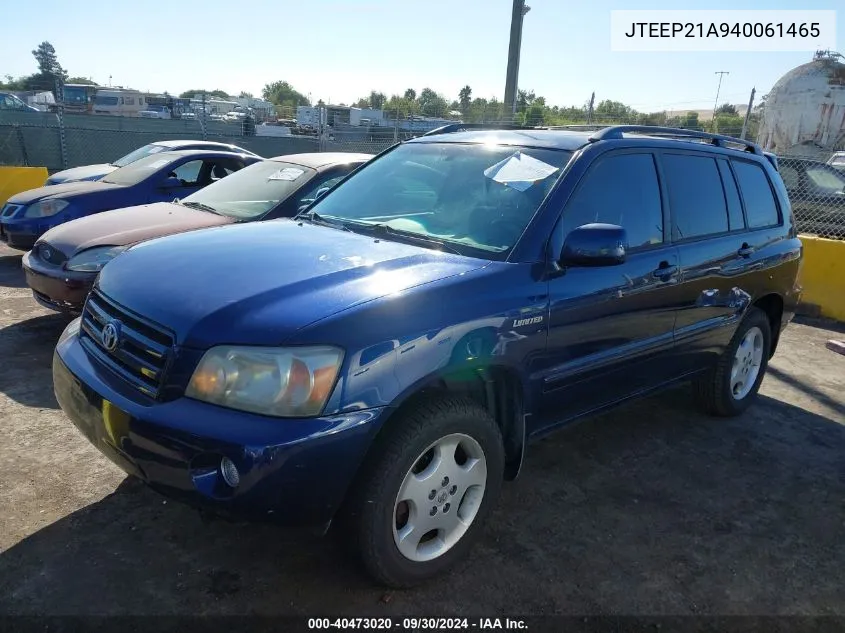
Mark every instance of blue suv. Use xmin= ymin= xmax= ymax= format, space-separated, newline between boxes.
xmin=52 ymin=125 xmax=801 ymax=587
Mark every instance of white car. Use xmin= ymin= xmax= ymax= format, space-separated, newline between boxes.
xmin=139 ymin=105 xmax=172 ymax=119
xmin=827 ymin=152 xmax=845 ymax=174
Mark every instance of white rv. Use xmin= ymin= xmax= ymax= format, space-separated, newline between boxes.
xmin=93 ymin=88 xmax=146 ymax=117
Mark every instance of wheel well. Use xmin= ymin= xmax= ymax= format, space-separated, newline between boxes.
xmin=753 ymin=293 xmax=784 ymax=357
xmin=374 ymin=367 xmax=525 ymax=481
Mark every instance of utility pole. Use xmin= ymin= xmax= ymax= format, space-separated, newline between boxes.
xmin=740 ymin=87 xmax=756 ymax=140
xmin=586 ymin=91 xmax=595 ymax=124
xmin=712 ymin=71 xmax=729 ymax=131
xmin=503 ymin=0 xmax=531 ymax=119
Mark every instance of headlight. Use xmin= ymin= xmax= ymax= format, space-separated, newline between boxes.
xmin=65 ymin=245 xmax=128 ymax=272
xmin=186 ymin=346 xmax=344 ymax=417
xmin=57 ymin=316 xmax=82 ymax=346
xmin=24 ymin=199 xmax=69 ymax=218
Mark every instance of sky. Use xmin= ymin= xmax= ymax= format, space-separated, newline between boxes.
xmin=0 ymin=0 xmax=841 ymax=112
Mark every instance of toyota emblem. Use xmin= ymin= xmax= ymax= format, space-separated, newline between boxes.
xmin=101 ymin=321 xmax=121 ymax=352
xmin=41 ymin=246 xmax=52 ymax=260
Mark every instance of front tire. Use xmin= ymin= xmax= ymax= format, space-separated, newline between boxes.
xmin=347 ymin=395 xmax=504 ymax=588
xmin=694 ymin=307 xmax=772 ymax=417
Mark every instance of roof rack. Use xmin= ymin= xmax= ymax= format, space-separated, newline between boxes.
xmin=422 ymin=123 xmax=538 ymax=136
xmin=545 ymin=124 xmax=609 ymax=131
xmin=589 ymin=125 xmax=763 ymax=155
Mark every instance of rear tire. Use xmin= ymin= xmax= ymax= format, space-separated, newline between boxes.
xmin=346 ymin=395 xmax=504 ymax=588
xmin=694 ymin=307 xmax=771 ymax=417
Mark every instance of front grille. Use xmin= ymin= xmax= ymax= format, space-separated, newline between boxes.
xmin=36 ymin=242 xmax=68 ymax=266
xmin=79 ymin=290 xmax=174 ymax=399
xmin=1 ymin=204 xmax=23 ymax=218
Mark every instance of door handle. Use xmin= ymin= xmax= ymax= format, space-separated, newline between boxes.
xmin=738 ymin=244 xmax=755 ymax=258
xmin=652 ymin=262 xmax=678 ymax=280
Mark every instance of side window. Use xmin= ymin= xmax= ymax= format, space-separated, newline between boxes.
xmin=170 ymin=160 xmax=203 ymax=186
xmin=208 ymin=158 xmax=242 ymax=182
xmin=717 ymin=160 xmax=745 ymax=231
xmin=560 ymin=153 xmax=663 ymax=249
xmin=732 ymin=160 xmax=781 ymax=229
xmin=779 ymin=164 xmax=801 ymax=189
xmin=297 ymin=174 xmax=345 ymax=206
xmin=662 ymin=154 xmax=729 ymax=240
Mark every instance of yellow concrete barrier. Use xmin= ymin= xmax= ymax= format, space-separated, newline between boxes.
xmin=798 ymin=235 xmax=845 ymax=323
xmin=0 ymin=166 xmax=49 ymax=207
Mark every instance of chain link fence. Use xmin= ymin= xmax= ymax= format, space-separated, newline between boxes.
xmin=1 ymin=107 xmax=843 ymax=240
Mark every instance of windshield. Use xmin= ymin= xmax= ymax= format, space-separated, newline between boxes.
xmin=806 ymin=166 xmax=845 ymax=194
xmin=112 ymin=143 xmax=167 ymax=167
xmin=182 ymin=160 xmax=316 ymax=219
xmin=309 ymin=142 xmax=572 ymax=258
xmin=101 ymin=153 xmax=176 ymax=186
xmin=63 ymin=87 xmax=88 ymax=104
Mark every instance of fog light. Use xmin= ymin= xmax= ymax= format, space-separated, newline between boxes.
xmin=220 ymin=456 xmax=240 ymax=488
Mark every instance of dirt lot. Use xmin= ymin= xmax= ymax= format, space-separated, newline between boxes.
xmin=1 ymin=242 xmax=844 ymax=618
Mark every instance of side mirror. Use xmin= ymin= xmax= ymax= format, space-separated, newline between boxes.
xmin=560 ymin=223 xmax=627 ymax=267
xmin=159 ymin=176 xmax=181 ymax=190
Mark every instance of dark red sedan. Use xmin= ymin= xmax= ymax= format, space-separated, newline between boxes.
xmin=22 ymin=152 xmax=371 ymax=312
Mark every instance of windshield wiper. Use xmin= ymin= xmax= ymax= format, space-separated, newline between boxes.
xmin=180 ymin=200 xmax=221 ymax=215
xmin=345 ymin=221 xmax=463 ymax=255
xmin=297 ymin=210 xmax=353 ymax=232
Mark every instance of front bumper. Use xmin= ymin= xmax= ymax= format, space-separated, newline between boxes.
xmin=0 ymin=220 xmax=39 ymax=250
xmin=54 ymin=334 xmax=387 ymax=524
xmin=22 ymin=251 xmax=93 ymax=312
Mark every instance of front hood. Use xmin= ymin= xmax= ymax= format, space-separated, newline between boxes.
xmin=46 ymin=164 xmax=116 ymax=184
xmin=97 ymin=220 xmax=488 ymax=348
xmin=8 ymin=180 xmax=123 ymax=205
xmin=38 ymin=202 xmax=234 ymax=256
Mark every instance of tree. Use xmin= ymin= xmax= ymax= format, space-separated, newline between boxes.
xmin=22 ymin=41 xmax=67 ymax=91
xmin=594 ymin=99 xmax=636 ymax=122
xmin=417 ymin=87 xmax=448 ymax=117
xmin=66 ymin=77 xmax=97 ymax=85
xmin=458 ymin=85 xmax=472 ymax=114
xmin=179 ymin=89 xmax=230 ymax=99
xmin=239 ymin=91 xmax=254 ymax=99
xmin=368 ymin=90 xmax=386 ymax=109
xmin=404 ymin=88 xmax=416 ymax=101
xmin=384 ymin=94 xmax=419 ymax=118
xmin=716 ymin=103 xmax=738 ymax=116
xmin=0 ymin=75 xmax=27 ymax=90
xmin=262 ymin=80 xmax=310 ymax=107
xmin=516 ymin=89 xmax=536 ymax=113
xmin=32 ymin=41 xmax=66 ymax=81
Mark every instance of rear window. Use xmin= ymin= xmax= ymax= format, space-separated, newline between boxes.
xmin=101 ymin=154 xmax=176 ymax=186
xmin=731 ymin=160 xmax=781 ymax=229
xmin=805 ymin=165 xmax=845 ymax=194
xmin=662 ymin=154 xmax=729 ymax=240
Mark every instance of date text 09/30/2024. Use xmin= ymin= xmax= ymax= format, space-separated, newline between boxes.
xmin=307 ymin=618 xmax=528 ymax=630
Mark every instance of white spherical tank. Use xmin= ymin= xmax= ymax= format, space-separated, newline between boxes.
xmin=760 ymin=51 xmax=845 ymax=156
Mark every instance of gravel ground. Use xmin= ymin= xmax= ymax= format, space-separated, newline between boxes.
xmin=0 ymin=243 xmax=844 ymax=617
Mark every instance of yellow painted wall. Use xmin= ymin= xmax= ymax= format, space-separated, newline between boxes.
xmin=798 ymin=236 xmax=845 ymax=323
xmin=0 ymin=166 xmax=48 ymax=207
